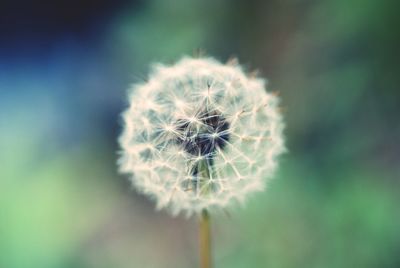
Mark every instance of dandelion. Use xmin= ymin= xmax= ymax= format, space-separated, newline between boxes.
xmin=118 ymin=56 xmax=285 ymax=267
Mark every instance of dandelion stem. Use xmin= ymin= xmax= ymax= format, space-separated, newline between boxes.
xmin=199 ymin=209 xmax=212 ymax=268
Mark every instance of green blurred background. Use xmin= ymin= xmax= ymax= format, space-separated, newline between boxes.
xmin=1 ymin=0 xmax=399 ymax=267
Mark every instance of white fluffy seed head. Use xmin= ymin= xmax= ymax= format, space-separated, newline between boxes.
xmin=118 ymin=56 xmax=285 ymax=216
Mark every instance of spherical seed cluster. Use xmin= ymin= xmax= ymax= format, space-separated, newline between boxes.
xmin=118 ymin=56 xmax=285 ymax=216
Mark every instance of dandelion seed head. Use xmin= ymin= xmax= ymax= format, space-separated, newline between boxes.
xmin=118 ymin=56 xmax=285 ymax=216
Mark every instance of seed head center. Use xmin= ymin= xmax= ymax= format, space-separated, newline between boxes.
xmin=176 ymin=110 xmax=230 ymax=156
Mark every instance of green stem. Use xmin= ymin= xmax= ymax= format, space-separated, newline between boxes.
xmin=199 ymin=209 xmax=212 ymax=268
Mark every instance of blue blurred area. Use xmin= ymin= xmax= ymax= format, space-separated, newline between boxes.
xmin=1 ymin=0 xmax=399 ymax=267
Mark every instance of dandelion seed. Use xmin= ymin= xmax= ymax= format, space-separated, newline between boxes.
xmin=118 ymin=56 xmax=285 ymax=216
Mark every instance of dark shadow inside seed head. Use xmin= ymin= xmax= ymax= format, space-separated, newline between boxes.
xmin=175 ymin=109 xmax=230 ymax=156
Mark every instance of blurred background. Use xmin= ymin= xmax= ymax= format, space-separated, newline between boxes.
xmin=1 ymin=0 xmax=399 ymax=267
